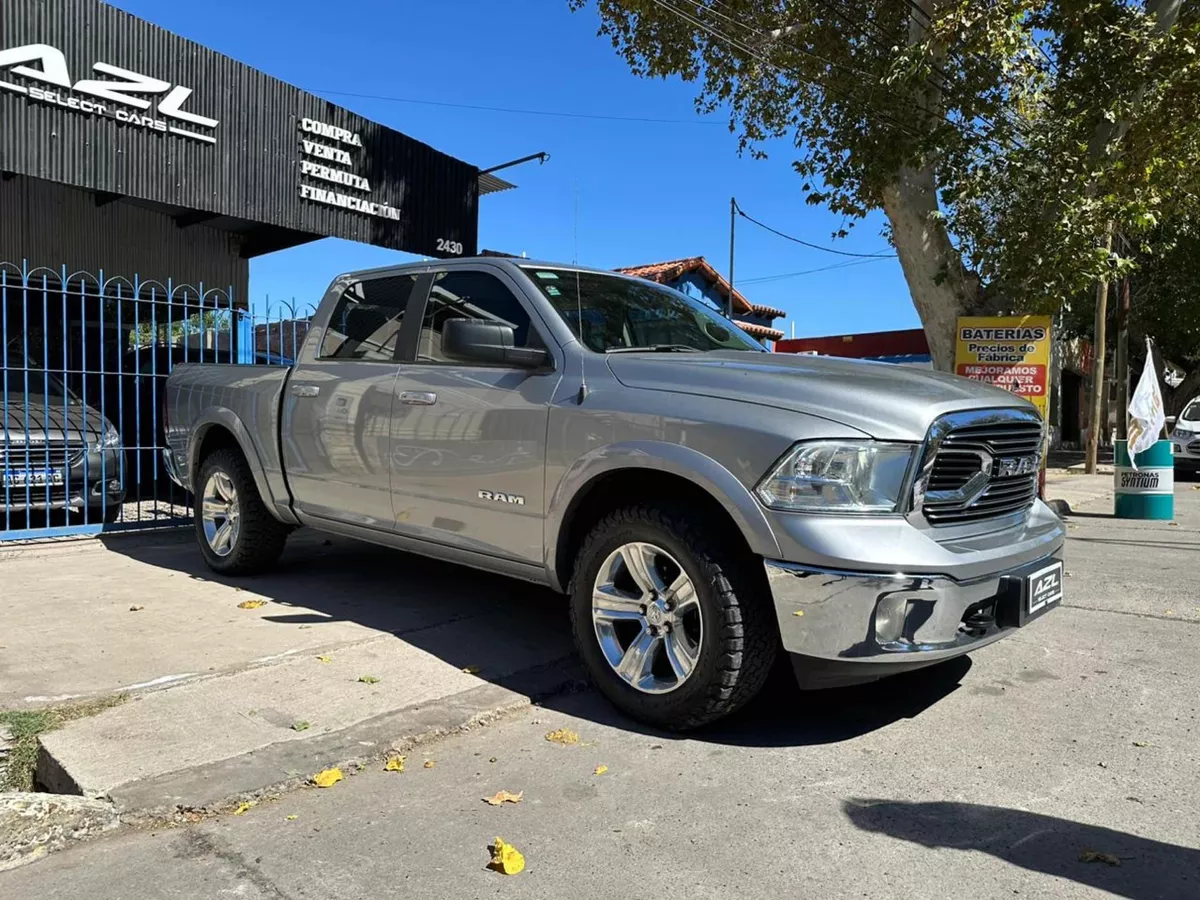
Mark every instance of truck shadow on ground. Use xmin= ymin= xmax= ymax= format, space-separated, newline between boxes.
xmin=99 ymin=530 xmax=970 ymax=749
xmin=843 ymin=799 xmax=1199 ymax=900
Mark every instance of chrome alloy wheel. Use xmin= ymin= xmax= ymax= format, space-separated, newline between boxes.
xmin=201 ymin=471 xmax=240 ymax=557
xmin=591 ymin=542 xmax=703 ymax=694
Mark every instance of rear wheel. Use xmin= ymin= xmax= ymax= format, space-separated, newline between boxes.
xmin=569 ymin=503 xmax=777 ymax=731
xmin=194 ymin=448 xmax=288 ymax=575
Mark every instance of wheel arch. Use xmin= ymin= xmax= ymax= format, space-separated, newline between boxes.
xmin=187 ymin=410 xmax=296 ymax=525
xmin=546 ymin=441 xmax=781 ymax=593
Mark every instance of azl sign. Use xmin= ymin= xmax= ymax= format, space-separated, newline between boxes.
xmin=0 ymin=42 xmax=218 ymax=143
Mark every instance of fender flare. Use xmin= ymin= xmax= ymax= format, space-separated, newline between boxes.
xmin=544 ymin=440 xmax=782 ymax=591
xmin=187 ymin=408 xmax=298 ymax=525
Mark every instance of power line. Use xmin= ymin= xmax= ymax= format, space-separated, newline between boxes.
xmin=310 ymin=88 xmax=727 ymax=127
xmin=734 ymin=199 xmax=897 ymax=258
xmin=739 ymin=256 xmax=891 ymax=284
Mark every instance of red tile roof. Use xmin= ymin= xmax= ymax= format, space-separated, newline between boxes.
xmin=616 ymin=256 xmax=753 ymax=315
xmin=735 ymin=320 xmax=785 ymax=341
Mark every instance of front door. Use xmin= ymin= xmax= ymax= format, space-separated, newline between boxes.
xmin=389 ymin=267 xmax=558 ymax=565
xmin=282 ymin=274 xmax=416 ymax=528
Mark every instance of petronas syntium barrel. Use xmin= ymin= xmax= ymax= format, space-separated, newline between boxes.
xmin=1114 ymin=440 xmax=1175 ymax=519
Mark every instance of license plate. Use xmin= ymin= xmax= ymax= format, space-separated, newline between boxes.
xmin=2 ymin=469 xmax=65 ymax=489
xmin=1027 ymin=562 xmax=1064 ymax=615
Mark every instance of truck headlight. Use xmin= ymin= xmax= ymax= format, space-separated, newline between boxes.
xmin=755 ymin=441 xmax=916 ymax=513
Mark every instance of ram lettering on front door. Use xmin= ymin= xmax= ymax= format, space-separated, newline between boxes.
xmin=0 ymin=43 xmax=218 ymax=143
xmin=478 ymin=490 xmax=525 ymax=506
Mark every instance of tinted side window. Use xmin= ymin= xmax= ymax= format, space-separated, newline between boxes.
xmin=319 ymin=275 xmax=417 ymax=361
xmin=416 ymin=271 xmax=538 ymax=363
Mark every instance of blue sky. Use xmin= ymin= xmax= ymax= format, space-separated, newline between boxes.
xmin=111 ymin=0 xmax=917 ymax=338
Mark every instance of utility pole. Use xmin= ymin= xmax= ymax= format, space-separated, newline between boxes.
xmin=1115 ymin=273 xmax=1132 ymax=440
xmin=1085 ymin=225 xmax=1114 ymax=473
xmin=728 ymin=196 xmax=736 ymax=319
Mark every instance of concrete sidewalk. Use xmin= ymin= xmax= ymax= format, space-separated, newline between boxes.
xmin=1043 ymin=471 xmax=1114 ymax=513
xmin=1 ymin=530 xmax=577 ymax=820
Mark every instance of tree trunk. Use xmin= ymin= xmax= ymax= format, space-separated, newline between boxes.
xmin=881 ymin=165 xmax=982 ymax=371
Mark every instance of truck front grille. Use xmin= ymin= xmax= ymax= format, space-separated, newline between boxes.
xmin=919 ymin=410 xmax=1045 ymax=527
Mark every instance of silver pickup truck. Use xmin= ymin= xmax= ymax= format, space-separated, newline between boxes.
xmin=164 ymin=258 xmax=1064 ymax=730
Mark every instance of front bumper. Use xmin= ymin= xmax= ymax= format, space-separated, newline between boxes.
xmin=0 ymin=448 xmax=125 ymax=514
xmin=765 ymin=548 xmax=1064 ymax=688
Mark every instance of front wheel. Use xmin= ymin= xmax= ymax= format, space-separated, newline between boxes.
xmin=569 ymin=504 xmax=777 ymax=731
xmin=194 ymin=448 xmax=288 ymax=575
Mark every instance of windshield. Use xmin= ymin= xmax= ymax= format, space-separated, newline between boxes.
xmin=521 ymin=268 xmax=765 ymax=353
xmin=3 ymin=351 xmax=78 ymax=405
xmin=1181 ymin=400 xmax=1200 ymax=423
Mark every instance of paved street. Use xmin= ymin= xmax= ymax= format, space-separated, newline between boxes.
xmin=4 ymin=486 xmax=1198 ymax=900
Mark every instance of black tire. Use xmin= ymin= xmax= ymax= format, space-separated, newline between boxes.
xmin=194 ymin=448 xmax=288 ymax=575
xmin=569 ymin=503 xmax=778 ymax=731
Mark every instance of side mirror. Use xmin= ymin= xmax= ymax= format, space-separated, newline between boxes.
xmin=441 ymin=317 xmax=550 ymax=369
xmin=1165 ymin=415 xmax=1177 ymax=425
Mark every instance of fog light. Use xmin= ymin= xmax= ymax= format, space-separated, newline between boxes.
xmin=108 ymin=479 xmax=122 ymax=492
xmin=874 ymin=594 xmax=909 ymax=644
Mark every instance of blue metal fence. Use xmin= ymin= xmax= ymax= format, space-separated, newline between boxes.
xmin=0 ymin=260 xmax=313 ymax=541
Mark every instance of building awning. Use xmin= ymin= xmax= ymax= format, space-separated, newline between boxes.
xmin=478 ymin=172 xmax=517 ymax=196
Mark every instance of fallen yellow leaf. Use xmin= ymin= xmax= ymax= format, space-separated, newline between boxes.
xmin=483 ymin=790 xmax=523 ymax=806
xmin=312 ymin=767 xmax=343 ymax=788
xmin=237 ymin=599 xmax=267 ymax=609
xmin=384 ymin=755 xmax=406 ymax=772
xmin=545 ymin=728 xmax=579 ymax=746
xmin=285 ymin=815 xmax=298 ymax=821
xmin=423 ymin=760 xmax=435 ymax=769
xmin=233 ymin=801 xmax=255 ymax=816
xmin=593 ymin=765 xmax=608 ymax=776
xmin=1132 ymin=740 xmax=1151 ymax=748
xmin=1080 ymin=850 xmax=1121 ymax=866
xmin=129 ymin=605 xmax=145 ymax=612
xmin=792 ymin=610 xmax=804 ymax=617
xmin=489 ymin=837 xmax=526 ymax=875
xmin=291 ymin=720 xmax=310 ymax=732
xmin=358 ymin=675 xmax=380 ymax=684
xmin=316 ymin=655 xmax=332 ymax=664
xmin=462 ymin=665 xmax=482 ymax=674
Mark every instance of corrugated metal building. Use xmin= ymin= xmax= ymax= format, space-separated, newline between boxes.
xmin=0 ymin=0 xmax=507 ymax=536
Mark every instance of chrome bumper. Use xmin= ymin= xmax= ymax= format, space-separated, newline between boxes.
xmin=765 ymin=550 xmax=1064 ymax=688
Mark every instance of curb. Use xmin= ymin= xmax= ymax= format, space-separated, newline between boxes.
xmin=33 ymin=654 xmax=584 ymax=834
xmin=0 ymin=792 xmax=119 ymax=872
xmin=1046 ymin=498 xmax=1072 ymax=518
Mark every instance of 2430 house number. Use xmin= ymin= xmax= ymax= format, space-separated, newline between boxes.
xmin=436 ymin=238 xmax=464 ymax=255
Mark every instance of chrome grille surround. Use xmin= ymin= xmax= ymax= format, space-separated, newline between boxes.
xmin=913 ymin=408 xmax=1045 ymax=526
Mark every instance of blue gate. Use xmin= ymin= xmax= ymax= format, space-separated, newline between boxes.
xmin=1 ymin=261 xmax=313 ymax=541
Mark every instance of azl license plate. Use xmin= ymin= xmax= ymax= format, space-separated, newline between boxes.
xmin=2 ymin=469 xmax=65 ymax=489
xmin=1027 ymin=562 xmax=1064 ymax=615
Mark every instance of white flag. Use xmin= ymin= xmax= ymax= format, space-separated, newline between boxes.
xmin=1126 ymin=338 xmax=1165 ymax=468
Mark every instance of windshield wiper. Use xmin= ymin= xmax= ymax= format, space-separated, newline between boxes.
xmin=605 ymin=344 xmax=702 ymax=354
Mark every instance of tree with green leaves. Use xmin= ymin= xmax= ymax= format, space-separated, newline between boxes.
xmin=571 ymin=0 xmax=1200 ymax=374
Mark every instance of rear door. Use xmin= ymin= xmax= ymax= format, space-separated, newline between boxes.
xmin=388 ymin=266 xmax=559 ymax=564
xmin=282 ymin=273 xmax=417 ymax=528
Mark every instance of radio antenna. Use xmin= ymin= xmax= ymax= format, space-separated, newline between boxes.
xmin=574 ymin=181 xmax=588 ymax=404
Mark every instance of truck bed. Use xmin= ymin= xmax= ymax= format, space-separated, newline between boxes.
xmin=164 ymin=362 xmax=293 ymax=500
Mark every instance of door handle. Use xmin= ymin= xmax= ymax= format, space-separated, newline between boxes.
xmin=399 ymin=391 xmax=437 ymax=406
xmin=290 ymin=383 xmax=320 ymax=398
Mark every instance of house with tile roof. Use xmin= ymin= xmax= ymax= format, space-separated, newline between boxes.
xmin=615 ymin=257 xmax=785 ymax=346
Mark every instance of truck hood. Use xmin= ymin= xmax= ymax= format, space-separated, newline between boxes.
xmin=605 ymin=351 xmax=1033 ymax=442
